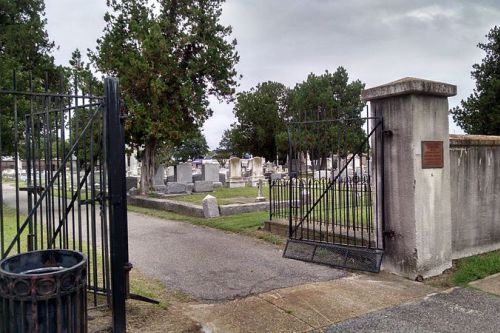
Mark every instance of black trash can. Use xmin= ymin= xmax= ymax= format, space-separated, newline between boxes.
xmin=0 ymin=250 xmax=87 ymax=333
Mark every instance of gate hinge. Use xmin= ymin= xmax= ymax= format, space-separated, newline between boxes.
xmin=383 ymin=130 xmax=393 ymax=137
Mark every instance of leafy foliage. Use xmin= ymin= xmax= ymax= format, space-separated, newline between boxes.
xmin=452 ymin=26 xmax=500 ymax=134
xmin=92 ymin=0 xmax=239 ymax=193
xmin=172 ymin=129 xmax=209 ymax=162
xmin=288 ymin=67 xmax=366 ymax=163
xmin=0 ymin=0 xmax=61 ymax=156
xmin=219 ymin=81 xmax=288 ymax=162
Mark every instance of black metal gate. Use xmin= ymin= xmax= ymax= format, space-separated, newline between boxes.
xmin=271 ymin=107 xmax=385 ymax=272
xmin=0 ymin=71 xmax=129 ymax=330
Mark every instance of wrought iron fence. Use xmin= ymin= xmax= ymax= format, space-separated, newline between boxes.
xmin=271 ymin=108 xmax=385 ymax=272
xmin=0 ymin=70 xmax=129 ymax=330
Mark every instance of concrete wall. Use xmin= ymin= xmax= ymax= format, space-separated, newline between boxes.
xmin=450 ymin=135 xmax=500 ymax=259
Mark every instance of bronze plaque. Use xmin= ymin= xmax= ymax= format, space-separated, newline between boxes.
xmin=421 ymin=141 xmax=443 ymax=169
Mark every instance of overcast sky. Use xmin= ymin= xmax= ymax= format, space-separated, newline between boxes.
xmin=44 ymin=0 xmax=500 ymax=149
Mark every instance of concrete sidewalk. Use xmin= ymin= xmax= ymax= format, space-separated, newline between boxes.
xmin=186 ymin=273 xmax=437 ymax=332
xmin=186 ymin=273 xmax=500 ymax=333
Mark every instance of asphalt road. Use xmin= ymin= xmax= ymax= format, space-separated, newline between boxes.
xmin=322 ymin=288 xmax=500 ymax=333
xmin=128 ymin=211 xmax=345 ymax=301
xmin=2 ymin=185 xmax=345 ymax=301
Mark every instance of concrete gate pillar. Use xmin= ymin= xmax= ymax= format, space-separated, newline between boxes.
xmin=362 ymin=78 xmax=457 ymax=279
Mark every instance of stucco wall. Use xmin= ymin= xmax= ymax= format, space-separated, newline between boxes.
xmin=450 ymin=135 xmax=500 ymax=259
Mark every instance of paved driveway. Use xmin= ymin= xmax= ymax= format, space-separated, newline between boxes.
xmin=2 ymin=185 xmax=345 ymax=301
xmin=128 ymin=211 xmax=345 ymax=301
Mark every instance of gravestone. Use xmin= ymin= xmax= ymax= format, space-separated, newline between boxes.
xmin=166 ymin=166 xmax=175 ymax=182
xmin=128 ymin=152 xmax=139 ymax=176
xmin=314 ymin=170 xmax=330 ymax=180
xmin=228 ymin=157 xmax=245 ymax=188
xmin=250 ymin=156 xmax=265 ymax=186
xmin=202 ymin=195 xmax=220 ymax=218
xmin=174 ymin=162 xmax=193 ymax=183
xmin=166 ymin=182 xmax=187 ymax=194
xmin=153 ymin=165 xmax=166 ymax=192
xmin=194 ymin=181 xmax=214 ymax=193
xmin=202 ymin=163 xmax=219 ymax=182
xmin=255 ymin=179 xmax=266 ymax=202
xmin=203 ymin=163 xmax=222 ymax=187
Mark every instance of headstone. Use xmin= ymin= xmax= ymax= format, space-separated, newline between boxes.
xmin=219 ymin=172 xmax=226 ymax=185
xmin=194 ymin=180 xmax=214 ymax=193
xmin=128 ymin=152 xmax=139 ymax=176
xmin=202 ymin=164 xmax=220 ymax=182
xmin=314 ymin=170 xmax=330 ymax=180
xmin=166 ymin=166 xmax=175 ymax=177
xmin=202 ymin=195 xmax=220 ymax=218
xmin=270 ymin=173 xmax=282 ymax=181
xmin=255 ymin=179 xmax=266 ymax=202
xmin=153 ymin=165 xmax=166 ymax=191
xmin=228 ymin=157 xmax=245 ymax=188
xmin=174 ymin=162 xmax=193 ymax=183
xmin=250 ymin=156 xmax=265 ymax=186
xmin=193 ymin=173 xmax=203 ymax=182
xmin=166 ymin=182 xmax=187 ymax=194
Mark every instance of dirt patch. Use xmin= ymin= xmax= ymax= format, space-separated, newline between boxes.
xmin=423 ymin=263 xmax=457 ymax=289
xmin=88 ymin=269 xmax=202 ymax=332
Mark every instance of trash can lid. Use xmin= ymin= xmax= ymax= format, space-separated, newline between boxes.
xmin=0 ymin=249 xmax=86 ymax=277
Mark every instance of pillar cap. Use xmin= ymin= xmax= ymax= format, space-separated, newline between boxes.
xmin=362 ymin=77 xmax=457 ymax=101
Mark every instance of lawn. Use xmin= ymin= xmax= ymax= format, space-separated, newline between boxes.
xmin=451 ymin=250 xmax=500 ymax=286
xmin=128 ymin=205 xmax=284 ymax=245
xmin=0 ymin=206 xmax=28 ymax=257
xmin=168 ymin=186 xmax=268 ymax=205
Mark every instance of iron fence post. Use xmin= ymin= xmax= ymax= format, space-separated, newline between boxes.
xmin=268 ymin=178 xmax=272 ymax=221
xmin=105 ymin=77 xmax=129 ymax=332
xmin=287 ymin=128 xmax=293 ymax=239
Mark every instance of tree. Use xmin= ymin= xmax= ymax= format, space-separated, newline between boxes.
xmin=68 ymin=50 xmax=104 ymax=167
xmin=173 ymin=129 xmax=209 ymax=162
xmin=288 ymin=67 xmax=365 ymax=168
xmin=218 ymin=81 xmax=288 ymax=162
xmin=92 ymin=0 xmax=239 ymax=193
xmin=0 ymin=0 xmax=60 ymax=156
xmin=452 ymin=26 xmax=500 ymax=134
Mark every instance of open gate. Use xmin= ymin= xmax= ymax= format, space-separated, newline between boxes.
xmin=0 ymin=71 xmax=129 ymax=330
xmin=275 ymin=107 xmax=385 ymax=272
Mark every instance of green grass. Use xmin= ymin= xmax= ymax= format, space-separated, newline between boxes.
xmin=129 ymin=205 xmax=267 ymax=232
xmin=451 ymin=250 xmax=500 ymax=286
xmin=169 ymin=186 xmax=268 ymax=205
xmin=1 ymin=206 xmax=28 ymax=255
xmin=128 ymin=205 xmax=286 ymax=246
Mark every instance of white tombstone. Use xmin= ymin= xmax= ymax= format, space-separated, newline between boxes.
xmin=228 ymin=157 xmax=245 ymax=188
xmin=250 ymin=156 xmax=265 ymax=186
xmin=127 ymin=152 xmax=139 ymax=176
xmin=255 ymin=179 xmax=266 ymax=202
xmin=202 ymin=195 xmax=220 ymax=218
xmin=202 ymin=163 xmax=221 ymax=185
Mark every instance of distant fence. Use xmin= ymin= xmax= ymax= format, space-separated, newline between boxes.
xmin=449 ymin=134 xmax=500 ymax=259
xmin=269 ymin=175 xmax=376 ymax=245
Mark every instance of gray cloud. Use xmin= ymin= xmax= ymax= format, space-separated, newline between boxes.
xmin=44 ymin=0 xmax=500 ymax=148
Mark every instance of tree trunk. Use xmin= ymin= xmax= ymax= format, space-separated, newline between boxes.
xmin=140 ymin=142 xmax=157 ymax=194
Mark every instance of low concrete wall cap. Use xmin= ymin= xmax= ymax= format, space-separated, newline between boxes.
xmin=449 ymin=134 xmax=500 ymax=147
